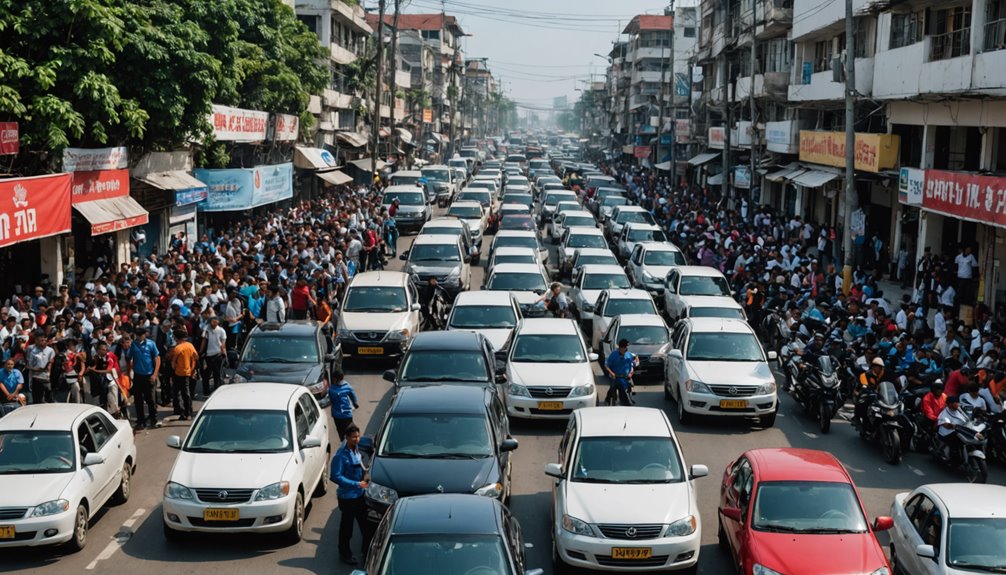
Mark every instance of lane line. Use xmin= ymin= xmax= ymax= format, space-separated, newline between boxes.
xmin=85 ymin=507 xmax=146 ymax=570
xmin=908 ymin=465 xmax=925 ymax=477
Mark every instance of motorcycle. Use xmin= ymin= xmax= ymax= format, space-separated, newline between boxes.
xmin=933 ymin=416 xmax=989 ymax=483
xmin=857 ymin=380 xmax=905 ymax=464
xmin=790 ymin=355 xmax=843 ymax=433
xmin=898 ymin=384 xmax=933 ymax=453
xmin=986 ymin=411 xmax=1006 ymax=464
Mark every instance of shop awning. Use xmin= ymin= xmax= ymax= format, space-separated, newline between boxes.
xmin=395 ymin=127 xmax=414 ymax=145
xmin=378 ymin=127 xmax=391 ymax=138
xmin=708 ymin=173 xmax=724 ymax=185
xmin=294 ymin=146 xmax=338 ymax=170
xmin=315 ymin=170 xmax=353 ymax=186
xmin=73 ymin=196 xmax=149 ymax=236
xmin=426 ymin=132 xmax=446 ymax=145
xmin=765 ymin=165 xmax=803 ymax=183
xmin=349 ymin=158 xmax=387 ymax=172
xmin=687 ymin=152 xmax=721 ymax=166
xmin=655 ymin=161 xmax=672 ymax=171
xmin=138 ymin=170 xmax=208 ymax=192
xmin=335 ymin=131 xmax=369 ymax=148
xmin=790 ymin=169 xmax=840 ymax=188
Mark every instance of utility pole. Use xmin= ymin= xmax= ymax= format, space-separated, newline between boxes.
xmin=841 ymin=0 xmax=858 ymax=291
xmin=749 ymin=0 xmax=758 ymax=209
xmin=371 ymin=0 xmax=385 ymax=181
xmin=389 ymin=0 xmax=401 ymax=130
xmin=656 ymin=2 xmax=672 ymax=172
xmin=721 ymin=0 xmax=732 ymax=205
xmin=668 ymin=1 xmax=678 ymax=189
xmin=448 ymin=45 xmax=458 ymax=158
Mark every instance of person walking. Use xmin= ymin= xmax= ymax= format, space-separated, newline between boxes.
xmin=266 ymin=285 xmax=287 ymax=323
xmin=330 ymin=423 xmax=371 ymax=565
xmin=289 ymin=277 xmax=314 ymax=320
xmin=327 ymin=369 xmax=359 ymax=441
xmin=124 ymin=327 xmax=161 ymax=429
xmin=26 ymin=332 xmax=55 ymax=404
xmin=199 ymin=316 xmax=227 ymax=398
xmin=169 ymin=328 xmax=197 ymax=420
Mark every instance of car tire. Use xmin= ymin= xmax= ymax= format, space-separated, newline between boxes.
xmin=315 ymin=451 xmax=330 ymax=497
xmin=112 ymin=461 xmax=132 ymax=504
xmin=760 ymin=411 xmax=778 ymax=428
xmin=676 ymin=390 xmax=692 ymax=425
xmin=163 ymin=520 xmax=185 ymax=542
xmin=283 ymin=492 xmax=305 ymax=544
xmin=67 ymin=504 xmax=88 ymax=552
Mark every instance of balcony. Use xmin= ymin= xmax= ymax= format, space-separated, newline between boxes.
xmin=633 ymin=46 xmax=671 ymax=60
xmin=757 ymin=0 xmax=793 ymax=39
xmin=736 ymin=72 xmax=789 ymax=100
xmin=323 ymin=89 xmax=354 ymax=109
xmin=788 ymin=57 xmax=873 ymax=102
xmin=395 ymin=70 xmax=411 ymax=89
xmin=928 ymin=28 xmax=970 ymax=62
xmin=330 ymin=43 xmax=357 ymax=65
xmin=985 ymin=17 xmax=1006 ymax=52
xmin=633 ymin=70 xmax=667 ymax=83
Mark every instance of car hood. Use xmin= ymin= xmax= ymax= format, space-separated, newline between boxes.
xmin=407 ymin=263 xmax=461 ymax=277
xmin=688 ymin=361 xmax=773 ymax=386
xmin=395 ymin=206 xmax=426 ymax=216
xmin=341 ymin=311 xmax=412 ymax=332
xmin=629 ymin=344 xmax=666 ymax=358
xmin=576 ymin=289 xmax=603 ymax=306
xmin=169 ymin=452 xmax=293 ymax=489
xmin=564 ymin=481 xmax=693 ymax=525
xmin=235 ymin=361 xmax=320 ymax=385
xmin=509 ymin=291 xmax=541 ymax=305
xmin=371 ymin=456 xmax=497 ymax=495
xmin=642 ymin=265 xmax=674 ymax=280
xmin=0 ymin=474 xmax=73 ymax=507
xmin=510 ymin=362 xmax=593 ymax=388
xmin=751 ymin=532 xmax=887 ymax=575
xmin=683 ymin=295 xmax=737 ymax=308
xmin=463 ymin=218 xmax=482 ymax=230
xmin=470 ymin=328 xmax=512 ymax=352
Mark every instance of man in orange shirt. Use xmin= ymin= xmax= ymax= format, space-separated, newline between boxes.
xmin=169 ymin=328 xmax=198 ymax=420
xmin=315 ymin=298 xmax=332 ymax=326
xmin=921 ymin=379 xmax=947 ymax=429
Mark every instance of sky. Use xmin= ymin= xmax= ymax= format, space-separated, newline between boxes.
xmin=364 ymin=0 xmax=681 ymax=114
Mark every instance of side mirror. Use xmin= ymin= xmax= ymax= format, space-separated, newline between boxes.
xmin=916 ymin=544 xmax=936 ymax=559
xmin=721 ymin=506 xmax=742 ymax=522
xmin=544 ymin=462 xmax=563 ymax=478
xmin=582 ymin=303 xmax=594 ymax=313
xmin=767 ymin=351 xmax=778 ymax=361
xmin=689 ymin=464 xmax=709 ymax=479
xmin=872 ymin=516 xmax=894 ymax=532
xmin=399 ymin=254 xmax=408 ymax=261
xmin=302 ymin=435 xmax=322 ymax=449
xmin=410 ymin=303 xmax=421 ymax=312
xmin=82 ymin=452 xmax=105 ymax=466
xmin=588 ymin=353 xmax=599 ymax=362
xmin=166 ymin=435 xmax=182 ymax=449
xmin=669 ymin=349 xmax=683 ymax=360
xmin=463 ymin=255 xmax=472 ymax=264
xmin=358 ymin=435 xmax=375 ymax=455
xmin=500 ymin=438 xmax=519 ymax=452
xmin=382 ymin=369 xmax=397 ymax=383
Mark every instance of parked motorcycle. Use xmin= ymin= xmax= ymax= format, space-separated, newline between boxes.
xmin=856 ymin=380 xmax=905 ymax=464
xmin=983 ymin=411 xmax=1006 ymax=465
xmin=932 ymin=416 xmax=989 ymax=483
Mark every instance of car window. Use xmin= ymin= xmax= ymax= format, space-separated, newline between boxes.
xmin=902 ymin=494 xmax=921 ymax=522
xmin=77 ymin=421 xmax=97 ymax=455
xmin=294 ymin=404 xmax=310 ymax=445
xmin=559 ymin=419 xmax=575 ymax=466
xmin=86 ymin=415 xmax=114 ymax=451
xmin=922 ymin=506 xmax=943 ymax=550
xmin=299 ymin=394 xmax=320 ymax=429
xmin=910 ymin=495 xmax=935 ymax=534
xmin=686 ymin=332 xmax=763 ymax=362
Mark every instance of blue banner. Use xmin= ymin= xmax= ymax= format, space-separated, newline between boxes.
xmin=194 ymin=163 xmax=293 ymax=212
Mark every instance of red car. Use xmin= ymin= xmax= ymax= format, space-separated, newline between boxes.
xmin=717 ymin=448 xmax=893 ymax=575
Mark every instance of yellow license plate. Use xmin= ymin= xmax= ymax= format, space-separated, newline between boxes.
xmin=0 ymin=525 xmax=14 ymax=539
xmin=611 ymin=547 xmax=652 ymax=560
xmin=719 ymin=399 xmax=748 ymax=409
xmin=203 ymin=508 xmax=240 ymax=521
xmin=358 ymin=347 xmax=385 ymax=355
xmin=537 ymin=401 xmax=564 ymax=410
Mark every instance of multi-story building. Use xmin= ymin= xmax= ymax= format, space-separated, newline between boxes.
xmin=463 ymin=59 xmax=496 ymax=139
xmin=623 ymin=14 xmax=675 ymax=167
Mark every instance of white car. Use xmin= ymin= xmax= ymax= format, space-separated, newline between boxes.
xmin=545 ymin=407 xmax=707 ymax=573
xmin=446 ymin=200 xmax=487 ymax=246
xmin=0 ymin=404 xmax=136 ymax=550
xmin=627 ymin=242 xmax=687 ymax=293
xmin=557 ymin=227 xmax=609 ymax=276
xmin=598 ymin=194 xmax=630 ymax=223
xmin=505 ymin=318 xmax=597 ymax=419
xmin=569 ymin=248 xmax=621 ymax=282
xmin=483 ymin=263 xmax=550 ymax=310
xmin=446 ymin=291 xmax=523 ymax=352
xmin=681 ymin=297 xmax=747 ymax=321
xmin=466 ymin=179 xmax=499 ymax=200
xmin=616 ymin=223 xmax=670 ymax=260
xmin=550 ymin=210 xmax=597 ymax=243
xmin=381 ymin=185 xmax=432 ymax=233
xmin=663 ymin=266 xmax=735 ymax=322
xmin=889 ymin=483 xmax=1006 ymax=575
xmin=606 ymin=205 xmax=657 ymax=241
xmin=489 ymin=230 xmax=547 ymax=267
xmin=162 ymin=383 xmax=330 ymax=542
xmin=569 ymin=264 xmax=632 ymax=327
xmin=540 ymin=190 xmax=578 ymax=222
xmin=401 ymin=233 xmax=472 ymax=295
xmin=588 ymin=288 xmax=660 ymax=350
xmin=663 ymin=318 xmax=778 ymax=427
xmin=337 ymin=271 xmax=422 ymax=359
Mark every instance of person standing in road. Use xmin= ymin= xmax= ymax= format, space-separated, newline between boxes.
xmin=199 ymin=316 xmax=227 ymax=398
xmin=266 ymin=284 xmax=287 ymax=323
xmin=124 ymin=327 xmax=161 ymax=429
xmin=290 ymin=277 xmax=314 ymax=320
xmin=169 ymin=328 xmax=197 ymax=421
xmin=327 ymin=369 xmax=359 ymax=441
xmin=26 ymin=332 xmax=55 ymax=404
xmin=331 ymin=423 xmax=371 ymax=565
xmin=604 ymin=339 xmax=636 ymax=406
xmin=1 ymin=358 xmax=24 ymax=416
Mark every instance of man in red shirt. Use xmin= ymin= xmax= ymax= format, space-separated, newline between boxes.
xmin=921 ymin=380 xmax=946 ymax=427
xmin=944 ymin=366 xmax=971 ymax=398
xmin=289 ymin=277 xmax=315 ymax=320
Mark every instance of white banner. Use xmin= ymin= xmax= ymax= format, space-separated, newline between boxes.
xmin=62 ymin=147 xmax=129 ymax=172
xmin=208 ymin=104 xmax=270 ymax=142
xmin=899 ymin=167 xmax=924 ymax=206
xmin=272 ymin=114 xmax=300 ymax=142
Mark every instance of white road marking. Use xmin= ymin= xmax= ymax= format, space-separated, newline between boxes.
xmin=85 ymin=507 xmax=146 ymax=570
xmin=908 ymin=465 xmax=925 ymax=477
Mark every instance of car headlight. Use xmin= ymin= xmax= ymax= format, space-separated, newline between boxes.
xmin=752 ymin=565 xmax=786 ymax=575
xmin=474 ymin=482 xmax=502 ymax=498
xmin=30 ymin=499 xmax=69 ymax=517
xmin=684 ymin=379 xmax=712 ymax=394
xmin=307 ymin=380 xmax=329 ymax=395
xmin=386 ymin=329 xmax=410 ymax=341
xmin=869 ymin=569 xmax=890 ymax=575
xmin=757 ymin=381 xmax=777 ymax=395
xmin=561 ymin=514 xmax=594 ymax=536
xmin=664 ymin=515 xmax=697 ymax=537
xmin=164 ymin=482 xmax=195 ymax=501
xmin=337 ymin=327 xmax=352 ymax=340
xmin=569 ymin=383 xmax=594 ymax=397
xmin=366 ymin=481 xmax=399 ymax=505
xmin=254 ymin=481 xmax=291 ymax=501
xmin=509 ymin=383 xmax=531 ymax=397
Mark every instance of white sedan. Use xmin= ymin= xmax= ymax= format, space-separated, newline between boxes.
xmin=162 ymin=383 xmax=330 ymax=542
xmin=505 ymin=318 xmax=597 ymax=419
xmin=0 ymin=404 xmax=136 ymax=550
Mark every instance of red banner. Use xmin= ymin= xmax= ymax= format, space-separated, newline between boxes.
xmin=0 ymin=173 xmax=72 ymax=248
xmin=922 ymin=169 xmax=1006 ymax=227
xmin=90 ymin=215 xmax=147 ymax=236
xmin=634 ymin=145 xmax=651 ymax=159
xmin=0 ymin=123 xmax=18 ymax=155
xmin=71 ymin=169 xmax=130 ymax=204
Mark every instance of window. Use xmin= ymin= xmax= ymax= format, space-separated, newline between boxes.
xmin=87 ymin=415 xmax=115 ymax=451
xmin=420 ymin=30 xmax=440 ymax=41
xmin=813 ymin=39 xmax=833 ymax=72
xmin=855 ymin=18 xmax=875 ymax=57
xmin=929 ymin=5 xmax=972 ymax=61
xmin=985 ymin=0 xmax=1006 ymax=51
xmin=890 ymin=10 xmax=925 ymax=49
xmin=910 ymin=495 xmax=935 ymax=534
xmin=761 ymin=38 xmax=791 ymax=74
xmin=684 ymin=26 xmax=696 ymax=37
xmin=922 ymin=507 xmax=943 ymax=551
xmin=77 ymin=422 xmax=96 ymax=455
xmin=299 ymin=395 xmax=319 ymax=429
xmin=297 ymin=15 xmax=319 ymax=36
xmin=294 ymin=404 xmax=310 ymax=444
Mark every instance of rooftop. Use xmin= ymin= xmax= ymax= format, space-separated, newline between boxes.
xmin=623 ymin=14 xmax=673 ymax=35
xmin=365 ymin=13 xmax=465 ymax=36
xmin=576 ymin=407 xmax=673 ymax=438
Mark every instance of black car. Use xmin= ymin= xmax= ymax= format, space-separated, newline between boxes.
xmin=383 ymin=331 xmax=504 ymax=390
xmin=230 ymin=321 xmax=342 ymax=408
xmin=356 ymin=494 xmax=543 ymax=575
xmin=362 ymin=385 xmax=518 ymax=523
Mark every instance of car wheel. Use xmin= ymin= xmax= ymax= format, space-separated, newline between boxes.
xmin=112 ymin=461 xmax=132 ymax=504
xmin=283 ymin=492 xmax=305 ymax=544
xmin=314 ymin=451 xmax=330 ymax=497
xmin=163 ymin=520 xmax=185 ymax=542
xmin=676 ymin=389 xmax=692 ymax=425
xmin=67 ymin=504 xmax=88 ymax=552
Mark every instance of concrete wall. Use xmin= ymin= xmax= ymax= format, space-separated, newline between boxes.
xmin=788 ymin=58 xmax=874 ymax=101
xmin=888 ymin=100 xmax=1006 ymax=128
xmin=792 ymin=0 xmax=871 ymax=41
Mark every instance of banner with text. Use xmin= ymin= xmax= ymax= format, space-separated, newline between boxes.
xmin=63 ymin=147 xmax=129 ymax=172
xmin=71 ymin=169 xmax=130 ymax=203
xmin=0 ymin=123 xmax=18 ymax=155
xmin=799 ymin=131 xmax=900 ymax=173
xmin=922 ymin=169 xmax=1006 ymax=227
xmin=208 ymin=105 xmax=270 ymax=142
xmin=272 ymin=114 xmax=300 ymax=142
xmin=194 ymin=163 xmax=294 ymax=212
xmin=898 ymin=167 xmax=924 ymax=206
xmin=0 ymin=173 xmax=72 ymax=248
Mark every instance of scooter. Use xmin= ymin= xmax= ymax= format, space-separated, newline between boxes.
xmin=933 ymin=417 xmax=989 ymax=483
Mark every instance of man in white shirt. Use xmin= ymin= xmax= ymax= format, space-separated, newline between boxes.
xmin=955 ymin=245 xmax=978 ymax=302
xmin=960 ymin=383 xmax=989 ymax=416
xmin=199 ymin=316 xmax=227 ymax=397
xmin=266 ymin=285 xmax=287 ymax=323
xmin=933 ymin=307 xmax=950 ymax=340
xmin=937 ymin=395 xmax=969 ymax=459
xmin=939 ymin=283 xmax=956 ymax=308
xmin=895 ymin=302 xmax=910 ymax=331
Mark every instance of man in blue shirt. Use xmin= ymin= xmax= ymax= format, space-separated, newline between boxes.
xmin=124 ymin=328 xmax=161 ymax=429
xmin=1 ymin=358 xmax=24 ymax=416
xmin=327 ymin=369 xmax=359 ymax=441
xmin=604 ymin=339 xmax=636 ymax=406
xmin=330 ymin=423 xmax=371 ymax=565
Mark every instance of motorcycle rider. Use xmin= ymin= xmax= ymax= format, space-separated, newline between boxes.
xmin=603 ymin=338 xmax=636 ymax=406
xmin=854 ymin=357 xmax=887 ymax=425
xmin=921 ymin=379 xmax=947 ymax=429
xmin=936 ymin=395 xmax=970 ymax=463
xmin=960 ymin=383 xmax=989 ymax=416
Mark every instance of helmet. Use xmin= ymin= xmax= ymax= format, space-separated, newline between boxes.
xmin=931 ymin=379 xmax=945 ymax=391
xmin=871 ymin=357 xmax=885 ymax=367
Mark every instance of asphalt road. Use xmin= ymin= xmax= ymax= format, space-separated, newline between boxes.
xmin=4 ymin=206 xmax=976 ymax=575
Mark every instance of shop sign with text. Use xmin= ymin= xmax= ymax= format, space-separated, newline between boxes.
xmin=271 ymin=114 xmax=300 ymax=142
xmin=0 ymin=173 xmax=72 ymax=248
xmin=70 ymin=169 xmax=129 ymax=203
xmin=799 ymin=131 xmax=900 ymax=173
xmin=921 ymin=170 xmax=1006 ymax=227
xmin=208 ymin=105 xmax=270 ymax=142
xmin=708 ymin=127 xmax=725 ymax=149
xmin=195 ymin=163 xmax=293 ymax=212
xmin=899 ymin=167 xmax=924 ymax=205
xmin=766 ymin=120 xmax=799 ymax=154
xmin=63 ymin=147 xmax=129 ymax=172
xmin=0 ymin=123 xmax=18 ymax=155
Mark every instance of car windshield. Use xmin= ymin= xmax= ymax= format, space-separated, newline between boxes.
xmin=385 ymin=191 xmax=425 ymax=206
xmin=390 ymin=175 xmax=420 ymax=186
xmin=448 ymin=206 xmax=482 ymax=219
xmin=689 ymin=307 xmax=745 ymax=320
xmin=503 ymin=195 xmax=532 ymax=206
xmin=603 ymin=197 xmax=629 ymax=207
xmin=399 ymin=350 xmax=489 ymax=383
xmin=618 ymin=325 xmax=669 ymax=345
xmin=571 ymin=437 xmax=683 ymax=484
xmin=563 ymin=216 xmax=596 ymax=228
xmin=643 ymin=250 xmax=685 ymax=265
xmin=410 ymin=244 xmax=461 ymax=262
xmin=378 ymin=414 xmax=492 ymax=457
xmin=344 ymin=287 xmax=408 ymax=312
xmin=0 ymin=431 xmax=76 ymax=474
xmin=567 ymin=234 xmax=607 ymax=249
xmin=686 ymin=332 xmax=763 ymax=362
xmin=948 ymin=518 xmax=1006 ymax=569
xmin=380 ymin=535 xmax=511 ymax=575
xmin=423 ymin=226 xmax=461 ymax=237
xmin=185 ymin=410 xmax=292 ymax=453
xmin=450 ymin=305 xmax=518 ymax=329
xmin=421 ymin=169 xmax=450 ymax=182
xmin=500 ymin=216 xmax=534 ymax=230
xmin=495 ymin=237 xmax=538 ymax=251
xmin=628 ymin=228 xmax=667 ymax=243
xmin=493 ymin=254 xmax=536 ymax=266
xmin=575 ymin=254 xmax=618 ymax=268
xmin=511 ymin=334 xmax=584 ymax=362
xmin=545 ymin=195 xmax=574 ymax=206
xmin=459 ymin=193 xmax=490 ymax=207
xmin=618 ymin=212 xmax=656 ymax=225
xmin=752 ymin=481 xmax=869 ymax=534
xmin=604 ymin=299 xmax=657 ymax=317
xmin=679 ymin=275 xmax=731 ymax=296
xmin=241 ymin=335 xmax=318 ymax=363
xmin=487 ymin=272 xmax=546 ymax=292
xmin=583 ymin=273 xmax=631 ymax=290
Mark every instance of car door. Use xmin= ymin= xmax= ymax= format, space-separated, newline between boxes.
xmin=901 ymin=495 xmax=942 ymax=575
xmin=665 ymin=325 xmax=689 ymax=396
xmin=406 ymin=281 xmax=421 ymax=332
xmin=590 ymin=292 xmax=609 ymax=349
xmin=299 ymin=393 xmax=327 ymax=491
xmin=488 ymin=394 xmax=512 ymax=493
xmin=293 ymin=399 xmax=318 ymax=494
xmin=629 ymin=245 xmax=645 ymax=285
xmin=553 ymin=418 xmax=577 ymax=526
xmin=600 ymin=317 xmax=620 ymax=361
xmin=503 ymin=506 xmax=527 ymax=574
xmin=88 ymin=413 xmax=127 ymax=505
xmin=76 ymin=417 xmax=116 ymax=509
xmin=892 ymin=494 xmax=925 ymax=575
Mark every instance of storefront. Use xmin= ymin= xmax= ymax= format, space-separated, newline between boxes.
xmin=0 ymin=173 xmax=73 ymax=292
xmin=294 ymin=145 xmax=343 ymax=200
xmin=194 ymin=164 xmax=294 ymax=229
xmin=133 ymin=153 xmax=209 ymax=255
xmin=70 ymin=168 xmax=148 ymax=269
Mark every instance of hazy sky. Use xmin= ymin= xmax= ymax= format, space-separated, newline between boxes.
xmin=365 ymin=0 xmax=679 ymax=112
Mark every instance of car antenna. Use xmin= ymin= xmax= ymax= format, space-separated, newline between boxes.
xmin=29 ymin=413 xmax=38 ymax=428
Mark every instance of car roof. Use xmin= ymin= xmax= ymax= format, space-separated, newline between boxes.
xmin=0 ymin=404 xmax=101 ymax=431
xmin=392 ymin=385 xmax=491 ymax=415
xmin=673 ymin=265 xmax=727 ymax=277
xmin=391 ymin=494 xmax=504 ymax=536
xmin=625 ymin=223 xmax=662 ymax=231
xmin=565 ymin=226 xmax=605 ymax=236
xmin=640 ymin=241 xmax=682 ymax=253
xmin=491 ymin=263 xmax=546 ymax=274
xmin=383 ymin=185 xmax=424 ymax=194
xmin=575 ymin=407 xmax=671 ymax=438
xmin=922 ymin=484 xmax=1006 ymax=517
xmin=493 ymin=247 xmax=537 ymax=256
xmin=686 ymin=296 xmax=744 ymax=309
xmin=204 ymin=383 xmax=302 ymax=411
xmin=560 ymin=210 xmax=593 ymax=217
xmin=412 ymin=234 xmax=460 ymax=246
xmin=408 ymin=330 xmax=485 ymax=351
xmin=495 ymin=230 xmax=536 ymax=238
xmin=685 ymin=317 xmax=755 ymax=334
xmin=423 ymin=218 xmax=464 ymax=228
xmin=574 ymin=248 xmax=617 ymax=257
xmin=615 ymin=313 xmax=669 ymax=327
xmin=391 ymin=170 xmax=422 ymax=177
xmin=350 ymin=271 xmax=410 ymax=287
xmin=516 ymin=317 xmax=580 ymax=335
xmin=250 ymin=321 xmax=320 ymax=337
xmin=746 ymin=448 xmax=854 ymax=484
xmin=449 ymin=200 xmax=483 ymax=209
xmin=604 ymin=288 xmax=653 ymax=300
xmin=453 ymin=291 xmax=517 ymax=306
xmin=581 ymin=264 xmax=629 ymax=275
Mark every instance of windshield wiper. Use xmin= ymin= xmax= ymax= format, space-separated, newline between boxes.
xmin=620 ymin=478 xmax=674 ymax=484
xmin=952 ymin=564 xmax=1006 ymax=573
xmin=757 ymin=524 xmax=805 ymax=533
xmin=422 ymin=453 xmax=487 ymax=459
xmin=800 ymin=528 xmax=861 ymax=534
xmin=404 ymin=376 xmax=486 ymax=382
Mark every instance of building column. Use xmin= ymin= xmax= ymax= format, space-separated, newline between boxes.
xmin=114 ymin=230 xmax=131 ymax=269
xmin=39 ymin=236 xmax=64 ymax=288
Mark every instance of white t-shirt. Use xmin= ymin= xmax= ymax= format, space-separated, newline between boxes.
xmin=937 ymin=406 xmax=969 ymax=437
xmin=203 ymin=325 xmax=227 ymax=357
xmin=955 ymin=253 xmax=977 ymax=278
xmin=960 ymin=393 xmax=988 ymax=416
